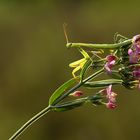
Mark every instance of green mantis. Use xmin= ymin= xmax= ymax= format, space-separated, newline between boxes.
xmin=66 ymin=39 xmax=132 ymax=49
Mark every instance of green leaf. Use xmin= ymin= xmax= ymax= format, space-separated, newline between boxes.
xmin=51 ymin=98 xmax=86 ymax=112
xmin=49 ymin=78 xmax=78 ymax=105
xmin=80 ymin=59 xmax=92 ymax=81
xmin=83 ymin=79 xmax=122 ymax=88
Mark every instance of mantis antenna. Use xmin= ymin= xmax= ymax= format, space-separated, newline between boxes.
xmin=63 ymin=23 xmax=69 ymax=43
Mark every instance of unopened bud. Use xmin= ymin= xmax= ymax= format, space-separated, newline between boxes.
xmin=106 ymin=102 xmax=117 ymax=109
xmin=70 ymin=91 xmax=83 ymax=97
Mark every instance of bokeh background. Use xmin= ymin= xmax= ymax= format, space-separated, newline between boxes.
xmin=0 ymin=0 xmax=140 ymax=140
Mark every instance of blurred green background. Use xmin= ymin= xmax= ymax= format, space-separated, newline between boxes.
xmin=0 ymin=0 xmax=140 ymax=140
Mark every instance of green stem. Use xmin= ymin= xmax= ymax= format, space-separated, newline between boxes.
xmin=66 ymin=39 xmax=132 ymax=49
xmin=8 ymin=106 xmax=51 ymax=140
xmin=8 ymin=68 xmax=104 ymax=140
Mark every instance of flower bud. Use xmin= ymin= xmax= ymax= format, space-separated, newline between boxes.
xmin=106 ymin=102 xmax=117 ymax=109
xmin=70 ymin=91 xmax=83 ymax=97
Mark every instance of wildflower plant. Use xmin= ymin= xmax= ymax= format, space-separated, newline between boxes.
xmin=9 ymin=32 xmax=140 ymax=140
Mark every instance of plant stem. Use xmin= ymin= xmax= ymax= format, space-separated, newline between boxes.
xmin=8 ymin=68 xmax=104 ymax=140
xmin=8 ymin=106 xmax=51 ymax=140
xmin=66 ymin=39 xmax=132 ymax=49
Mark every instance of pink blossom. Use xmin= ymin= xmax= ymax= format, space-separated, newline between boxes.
xmin=128 ymin=35 xmax=140 ymax=63
xmin=132 ymin=66 xmax=140 ymax=79
xmin=104 ymin=55 xmax=116 ymax=73
xmin=100 ymin=85 xmax=117 ymax=109
xmin=132 ymin=66 xmax=140 ymax=89
xmin=106 ymin=85 xmax=117 ymax=102
xmin=128 ymin=49 xmax=139 ymax=63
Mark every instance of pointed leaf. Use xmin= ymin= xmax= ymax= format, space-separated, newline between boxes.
xmin=49 ymin=78 xmax=78 ymax=105
xmin=51 ymin=98 xmax=86 ymax=112
xmin=83 ymin=79 xmax=122 ymax=88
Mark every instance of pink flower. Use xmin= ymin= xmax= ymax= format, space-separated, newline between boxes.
xmin=104 ymin=55 xmax=116 ymax=73
xmin=132 ymin=66 xmax=140 ymax=89
xmin=132 ymin=66 xmax=140 ymax=80
xmin=106 ymin=85 xmax=117 ymax=102
xmin=128 ymin=35 xmax=140 ymax=63
xmin=128 ymin=49 xmax=139 ymax=63
xmin=100 ymin=85 xmax=117 ymax=109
